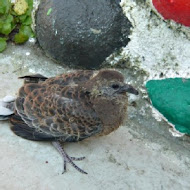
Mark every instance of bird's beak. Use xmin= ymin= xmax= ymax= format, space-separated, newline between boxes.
xmin=118 ymin=84 xmax=139 ymax=95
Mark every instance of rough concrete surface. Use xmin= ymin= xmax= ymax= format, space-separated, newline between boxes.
xmin=120 ymin=0 xmax=190 ymax=80
xmin=0 ymin=0 xmax=190 ymax=189
xmin=0 ymin=42 xmax=190 ymax=190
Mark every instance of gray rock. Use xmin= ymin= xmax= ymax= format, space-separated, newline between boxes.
xmin=36 ymin=0 xmax=132 ymax=69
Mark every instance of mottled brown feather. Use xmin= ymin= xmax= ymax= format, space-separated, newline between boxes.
xmin=11 ymin=70 xmax=137 ymax=142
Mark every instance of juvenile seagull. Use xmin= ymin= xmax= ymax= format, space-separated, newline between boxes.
xmin=0 ymin=70 xmax=138 ymax=174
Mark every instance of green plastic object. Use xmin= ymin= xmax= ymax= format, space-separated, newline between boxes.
xmin=47 ymin=8 xmax=52 ymax=16
xmin=146 ymin=78 xmax=190 ymax=134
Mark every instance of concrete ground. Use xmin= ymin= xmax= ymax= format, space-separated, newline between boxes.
xmin=0 ymin=41 xmax=190 ymax=190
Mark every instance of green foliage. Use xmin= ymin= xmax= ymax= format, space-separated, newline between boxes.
xmin=0 ymin=37 xmax=7 ymax=52
xmin=0 ymin=0 xmax=34 ymax=52
xmin=14 ymin=25 xmax=33 ymax=43
xmin=0 ymin=0 xmax=10 ymax=15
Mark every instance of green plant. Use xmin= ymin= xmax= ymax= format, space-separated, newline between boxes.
xmin=0 ymin=0 xmax=34 ymax=52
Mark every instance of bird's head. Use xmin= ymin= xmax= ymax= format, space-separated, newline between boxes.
xmin=84 ymin=70 xmax=138 ymax=98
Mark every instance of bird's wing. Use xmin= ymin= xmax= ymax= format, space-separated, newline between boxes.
xmin=11 ymin=82 xmax=102 ymax=142
xmin=44 ymin=70 xmax=95 ymax=86
xmin=19 ymin=70 xmax=95 ymax=86
xmin=18 ymin=74 xmax=48 ymax=84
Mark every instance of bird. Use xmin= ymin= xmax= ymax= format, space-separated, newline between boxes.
xmin=0 ymin=69 xmax=138 ymax=174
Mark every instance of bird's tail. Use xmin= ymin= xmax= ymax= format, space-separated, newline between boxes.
xmin=0 ymin=74 xmax=47 ymax=121
xmin=0 ymin=95 xmax=16 ymax=120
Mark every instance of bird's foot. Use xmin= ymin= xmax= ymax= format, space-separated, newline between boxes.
xmin=52 ymin=141 xmax=87 ymax=174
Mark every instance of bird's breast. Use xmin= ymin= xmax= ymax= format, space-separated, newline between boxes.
xmin=92 ymin=96 xmax=128 ymax=136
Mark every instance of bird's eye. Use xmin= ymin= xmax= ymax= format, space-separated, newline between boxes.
xmin=111 ymin=84 xmax=119 ymax=90
xmin=85 ymin=91 xmax=91 ymax=95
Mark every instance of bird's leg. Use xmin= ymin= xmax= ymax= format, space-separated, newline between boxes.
xmin=52 ymin=141 xmax=87 ymax=174
xmin=70 ymin=156 xmax=86 ymax=161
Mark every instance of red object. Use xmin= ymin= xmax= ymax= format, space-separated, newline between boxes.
xmin=152 ymin=0 xmax=190 ymax=27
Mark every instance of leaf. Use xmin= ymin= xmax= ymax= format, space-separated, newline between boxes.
xmin=20 ymin=15 xmax=32 ymax=25
xmin=0 ymin=37 xmax=7 ymax=52
xmin=0 ymin=0 xmax=10 ymax=15
xmin=0 ymin=20 xmax=4 ymax=29
xmin=14 ymin=25 xmax=33 ymax=44
xmin=0 ymin=15 xmax=8 ymax=28
xmin=6 ymin=14 xmax=13 ymax=23
xmin=25 ymin=0 xmax=33 ymax=8
xmin=0 ymin=14 xmax=14 ymax=35
xmin=0 ymin=22 xmax=12 ymax=35
xmin=18 ymin=14 xmax=27 ymax=22
xmin=24 ymin=0 xmax=33 ymax=15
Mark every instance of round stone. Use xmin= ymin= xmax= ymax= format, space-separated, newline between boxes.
xmin=36 ymin=0 xmax=132 ymax=69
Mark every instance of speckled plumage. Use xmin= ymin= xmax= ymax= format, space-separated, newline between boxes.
xmin=9 ymin=69 xmax=138 ymax=174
